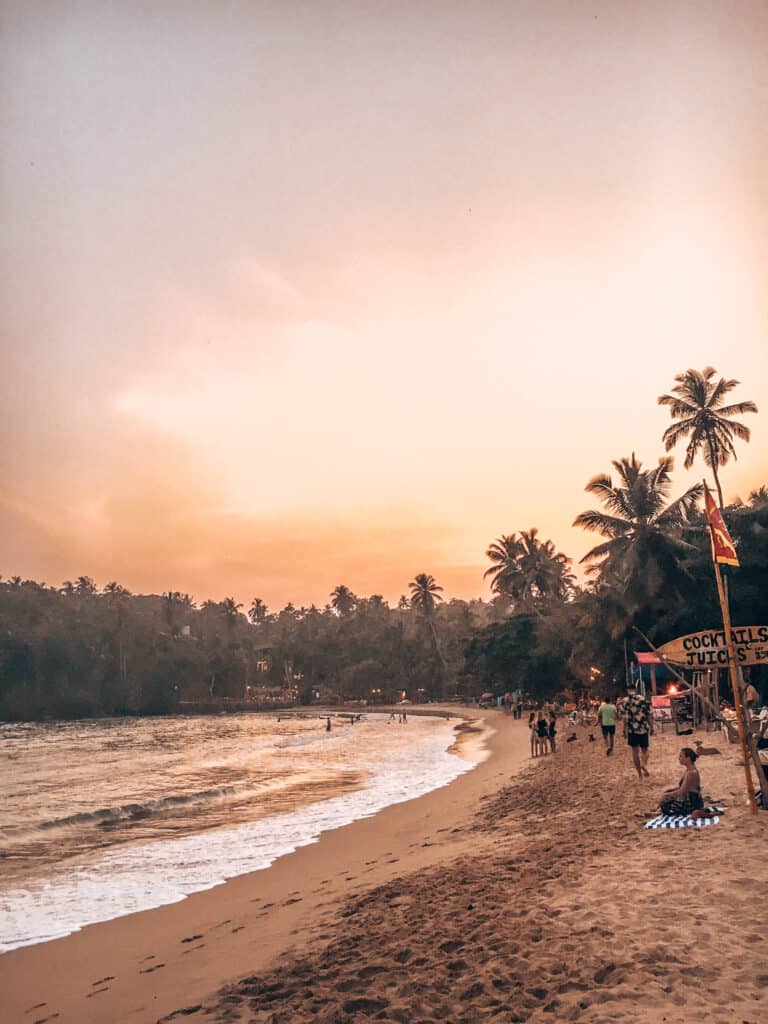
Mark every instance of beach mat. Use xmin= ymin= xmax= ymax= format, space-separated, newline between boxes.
xmin=644 ymin=806 xmax=725 ymax=830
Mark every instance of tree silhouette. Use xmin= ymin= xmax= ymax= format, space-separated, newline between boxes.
xmin=484 ymin=530 xmax=574 ymax=613
xmin=330 ymin=585 xmax=357 ymax=618
xmin=658 ymin=366 xmax=757 ymax=507
xmin=248 ymin=597 xmax=269 ymax=625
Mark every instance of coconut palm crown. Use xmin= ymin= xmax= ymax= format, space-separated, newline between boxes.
xmin=330 ymin=585 xmax=357 ymax=618
xmin=408 ymin=573 xmax=444 ymax=618
xmin=573 ymin=454 xmax=703 ymax=613
xmin=484 ymin=529 xmax=574 ymax=611
xmin=658 ymin=366 xmax=757 ymax=507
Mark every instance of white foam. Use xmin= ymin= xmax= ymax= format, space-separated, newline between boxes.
xmin=0 ymin=718 xmax=478 ymax=953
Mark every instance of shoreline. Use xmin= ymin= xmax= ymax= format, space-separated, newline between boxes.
xmin=1 ymin=706 xmax=527 ymax=1023
xmin=7 ymin=715 xmax=765 ymax=1023
xmin=176 ymin=720 xmax=768 ymax=1024
xmin=1 ymin=709 xmax=471 ymax=954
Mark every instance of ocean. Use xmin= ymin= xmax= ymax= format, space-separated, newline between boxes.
xmin=0 ymin=710 xmax=479 ymax=953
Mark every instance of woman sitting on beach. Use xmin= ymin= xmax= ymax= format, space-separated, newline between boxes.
xmin=658 ymin=748 xmax=706 ymax=816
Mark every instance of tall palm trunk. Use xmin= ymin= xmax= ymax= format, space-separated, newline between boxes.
xmin=426 ymin=616 xmax=445 ymax=669
xmin=706 ymin=431 xmax=725 ymax=508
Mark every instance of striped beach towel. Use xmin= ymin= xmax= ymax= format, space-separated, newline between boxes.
xmin=644 ymin=806 xmax=725 ymax=830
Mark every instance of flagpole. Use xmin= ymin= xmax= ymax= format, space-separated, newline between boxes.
xmin=704 ymin=480 xmax=758 ymax=814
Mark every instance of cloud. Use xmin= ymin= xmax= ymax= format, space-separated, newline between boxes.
xmin=228 ymin=258 xmax=304 ymax=311
xmin=0 ymin=409 xmax=488 ymax=605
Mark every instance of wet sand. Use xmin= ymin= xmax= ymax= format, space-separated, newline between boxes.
xmin=3 ymin=711 xmax=767 ymax=1023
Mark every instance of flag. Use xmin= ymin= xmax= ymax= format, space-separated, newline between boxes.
xmin=704 ymin=485 xmax=739 ymax=567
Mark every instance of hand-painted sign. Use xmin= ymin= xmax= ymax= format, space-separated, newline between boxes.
xmin=656 ymin=625 xmax=768 ymax=668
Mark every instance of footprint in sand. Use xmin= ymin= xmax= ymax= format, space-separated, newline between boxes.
xmin=181 ymin=934 xmax=203 ymax=943
xmin=139 ymin=963 xmax=166 ymax=974
xmin=91 ymin=976 xmax=115 ymax=985
xmin=157 ymin=1006 xmax=203 ymax=1022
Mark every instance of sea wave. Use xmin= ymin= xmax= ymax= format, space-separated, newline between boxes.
xmin=0 ymin=718 xmax=483 ymax=953
xmin=0 ymin=786 xmax=243 ymax=837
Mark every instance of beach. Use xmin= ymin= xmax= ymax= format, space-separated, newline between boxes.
xmin=2 ymin=710 xmax=767 ymax=1024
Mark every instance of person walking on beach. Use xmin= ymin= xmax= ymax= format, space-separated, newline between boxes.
xmin=597 ymin=696 xmax=617 ymax=756
xmin=528 ymin=712 xmax=537 ymax=757
xmin=621 ymin=685 xmax=653 ymax=779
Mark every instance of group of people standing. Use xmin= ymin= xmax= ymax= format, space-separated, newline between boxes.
xmin=524 ymin=688 xmax=716 ymax=818
xmin=528 ymin=709 xmax=557 ymax=756
xmin=522 ymin=687 xmax=714 ymax=820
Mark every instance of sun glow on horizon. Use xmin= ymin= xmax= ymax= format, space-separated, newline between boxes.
xmin=2 ymin=2 xmax=766 ymax=607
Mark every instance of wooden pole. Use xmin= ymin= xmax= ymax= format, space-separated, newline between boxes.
xmin=736 ymin=665 xmax=768 ymax=807
xmin=712 ymin=559 xmax=758 ymax=814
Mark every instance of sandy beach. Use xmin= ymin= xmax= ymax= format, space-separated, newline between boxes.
xmin=2 ymin=710 xmax=767 ymax=1024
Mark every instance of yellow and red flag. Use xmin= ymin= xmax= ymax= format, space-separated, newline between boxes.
xmin=704 ymin=485 xmax=739 ymax=567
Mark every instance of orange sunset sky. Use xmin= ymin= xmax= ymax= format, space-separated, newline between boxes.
xmin=1 ymin=1 xmax=766 ymax=610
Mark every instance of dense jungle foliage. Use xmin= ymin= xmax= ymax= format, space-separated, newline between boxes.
xmin=2 ymin=368 xmax=765 ymax=720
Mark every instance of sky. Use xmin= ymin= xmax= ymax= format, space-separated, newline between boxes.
xmin=1 ymin=1 xmax=766 ymax=610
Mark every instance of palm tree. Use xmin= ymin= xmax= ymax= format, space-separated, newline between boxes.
xmin=484 ymin=530 xmax=574 ymax=612
xmin=517 ymin=529 xmax=575 ymax=607
xmin=105 ymin=582 xmax=130 ymax=680
xmin=483 ymin=534 xmax=522 ymax=604
xmin=408 ymin=573 xmax=446 ymax=682
xmin=248 ymin=597 xmax=269 ymax=625
xmin=330 ymin=585 xmax=357 ymax=618
xmin=409 ymin=573 xmax=443 ymax=617
xmin=573 ymin=454 xmax=703 ymax=620
xmin=658 ymin=367 xmax=757 ymax=508
xmin=103 ymin=581 xmax=130 ymax=597
xmin=221 ymin=597 xmax=243 ymax=630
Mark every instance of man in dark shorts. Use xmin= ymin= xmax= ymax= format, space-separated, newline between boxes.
xmin=597 ymin=696 xmax=617 ymax=756
xmin=621 ymin=684 xmax=653 ymax=779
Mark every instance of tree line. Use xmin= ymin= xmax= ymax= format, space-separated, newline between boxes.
xmin=1 ymin=367 xmax=765 ymax=720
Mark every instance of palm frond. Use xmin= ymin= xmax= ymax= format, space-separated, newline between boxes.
xmin=716 ymin=400 xmax=758 ymax=417
xmin=708 ymin=376 xmax=740 ymax=407
xmin=661 ymin=417 xmax=695 ymax=449
xmin=572 ymin=510 xmax=632 ymax=537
